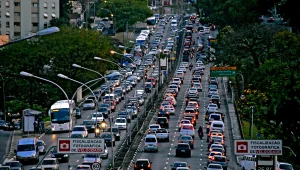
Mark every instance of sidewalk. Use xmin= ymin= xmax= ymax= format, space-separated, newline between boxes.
xmin=222 ymin=77 xmax=243 ymax=166
xmin=2 ymin=124 xmax=51 ymax=164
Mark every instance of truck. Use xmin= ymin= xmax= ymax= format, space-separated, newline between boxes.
xmin=155 ymin=128 xmax=169 ymax=141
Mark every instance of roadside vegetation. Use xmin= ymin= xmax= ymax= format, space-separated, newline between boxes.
xmin=195 ymin=0 xmax=300 ymax=167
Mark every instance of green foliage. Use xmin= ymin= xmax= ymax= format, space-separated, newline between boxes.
xmin=97 ymin=0 xmax=153 ymax=32
xmin=0 ymin=26 xmax=121 ymax=113
xmin=49 ymin=18 xmax=70 ymax=28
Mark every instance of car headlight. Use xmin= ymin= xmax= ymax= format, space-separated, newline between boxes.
xmin=64 ymin=154 xmax=68 ymax=157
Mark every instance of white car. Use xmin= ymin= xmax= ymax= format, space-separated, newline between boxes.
xmin=181 ymin=62 xmax=189 ymax=68
xmin=189 ymin=88 xmax=198 ymax=94
xmin=114 ymin=118 xmax=127 ymax=130
xmin=178 ymin=66 xmax=187 ymax=73
xmin=37 ymin=140 xmax=46 ymax=154
xmin=176 ymin=70 xmax=184 ymax=75
xmin=148 ymin=124 xmax=161 ymax=133
xmin=180 ymin=124 xmax=195 ymax=138
xmin=152 ymin=70 xmax=159 ymax=77
xmin=91 ymin=112 xmax=104 ymax=122
xmin=172 ymin=78 xmax=181 ymax=85
xmin=149 ymin=49 xmax=158 ymax=55
xmin=83 ymin=153 xmax=102 ymax=163
xmin=207 ymin=104 xmax=218 ymax=113
xmin=83 ymin=99 xmax=96 ymax=110
xmin=206 ymin=163 xmax=223 ymax=170
xmin=41 ymin=158 xmax=59 ymax=170
xmin=277 ymin=162 xmax=294 ymax=170
xmin=72 ymin=125 xmax=88 ymax=138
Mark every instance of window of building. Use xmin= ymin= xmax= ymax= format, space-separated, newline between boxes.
xmin=32 ymin=23 xmax=38 ymax=27
xmin=44 ymin=2 xmax=47 ymax=9
xmin=0 ymin=11 xmax=1 ymax=18
xmin=14 ymin=22 xmax=20 ymax=26
xmin=32 ymin=3 xmax=38 ymax=7
xmin=51 ymin=13 xmax=56 ymax=18
xmin=14 ymin=32 xmax=20 ymax=37
xmin=44 ymin=22 xmax=48 ymax=29
xmin=6 ymin=21 xmax=9 ymax=28
xmin=5 ymin=1 xmax=9 ymax=7
xmin=43 ymin=13 xmax=48 ymax=19
xmin=0 ymin=21 xmax=1 ymax=28
xmin=14 ymin=12 xmax=20 ymax=16
xmin=5 ymin=11 xmax=10 ymax=17
xmin=6 ymin=31 xmax=10 ymax=36
xmin=52 ymin=2 xmax=55 ymax=9
xmin=14 ymin=2 xmax=20 ymax=7
xmin=32 ymin=13 xmax=38 ymax=18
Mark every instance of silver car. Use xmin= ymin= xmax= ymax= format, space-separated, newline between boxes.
xmin=37 ymin=140 xmax=46 ymax=154
xmin=144 ymin=134 xmax=158 ymax=152
xmin=83 ymin=99 xmax=96 ymax=110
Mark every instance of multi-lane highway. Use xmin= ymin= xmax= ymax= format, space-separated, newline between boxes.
xmin=131 ymin=21 xmax=240 ymax=170
xmin=14 ymin=13 xmax=175 ymax=170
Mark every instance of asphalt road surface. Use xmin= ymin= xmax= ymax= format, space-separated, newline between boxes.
xmin=17 ymin=14 xmax=174 ymax=170
xmin=132 ymin=27 xmax=240 ymax=170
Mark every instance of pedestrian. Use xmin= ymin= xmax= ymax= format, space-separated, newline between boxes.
xmin=33 ymin=121 xmax=38 ymax=134
xmin=40 ymin=120 xmax=45 ymax=133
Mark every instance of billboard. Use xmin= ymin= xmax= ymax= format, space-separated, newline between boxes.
xmin=234 ymin=140 xmax=282 ymax=155
xmin=57 ymin=138 xmax=105 ymax=154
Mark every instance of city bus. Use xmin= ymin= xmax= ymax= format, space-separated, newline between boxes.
xmin=147 ymin=17 xmax=156 ymax=25
xmin=50 ymin=100 xmax=75 ymax=132
xmin=106 ymin=72 xmax=122 ymax=86
xmin=136 ymin=36 xmax=148 ymax=47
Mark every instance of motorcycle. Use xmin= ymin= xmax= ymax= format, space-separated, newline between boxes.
xmin=189 ymin=66 xmax=193 ymax=71
xmin=198 ymin=131 xmax=203 ymax=139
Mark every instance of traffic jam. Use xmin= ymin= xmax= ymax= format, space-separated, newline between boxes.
xmin=132 ymin=14 xmax=232 ymax=170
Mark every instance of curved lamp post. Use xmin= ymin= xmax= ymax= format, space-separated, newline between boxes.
xmin=72 ymin=64 xmax=104 ymax=78
xmin=1 ymin=27 xmax=60 ymax=48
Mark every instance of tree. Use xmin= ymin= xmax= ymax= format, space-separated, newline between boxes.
xmin=0 ymin=26 xmax=121 ymax=111
xmin=49 ymin=18 xmax=70 ymax=27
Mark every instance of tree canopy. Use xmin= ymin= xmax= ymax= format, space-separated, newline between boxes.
xmin=0 ymin=26 xmax=122 ymax=113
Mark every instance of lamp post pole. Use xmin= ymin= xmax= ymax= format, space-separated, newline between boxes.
xmin=251 ymin=106 xmax=254 ymax=139
xmin=104 ymin=1 xmax=116 ymax=34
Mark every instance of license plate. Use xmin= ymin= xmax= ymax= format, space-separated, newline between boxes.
xmin=60 ymin=128 xmax=63 ymax=130
xmin=181 ymin=150 xmax=185 ymax=152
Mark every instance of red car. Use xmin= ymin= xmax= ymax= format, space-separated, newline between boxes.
xmin=146 ymin=77 xmax=156 ymax=87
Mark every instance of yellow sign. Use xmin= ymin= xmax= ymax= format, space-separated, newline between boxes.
xmin=171 ymin=57 xmax=175 ymax=61
xmin=210 ymin=66 xmax=236 ymax=71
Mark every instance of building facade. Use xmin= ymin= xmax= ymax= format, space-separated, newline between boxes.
xmin=0 ymin=0 xmax=59 ymax=40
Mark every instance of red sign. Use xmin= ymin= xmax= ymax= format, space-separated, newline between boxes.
xmin=58 ymin=140 xmax=71 ymax=152
xmin=236 ymin=141 xmax=248 ymax=153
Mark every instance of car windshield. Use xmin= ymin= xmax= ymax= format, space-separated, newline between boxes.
xmin=85 ymin=154 xmax=98 ymax=158
xmin=150 ymin=125 xmax=159 ymax=129
xmin=145 ymin=137 xmax=156 ymax=142
xmin=83 ymin=121 xmax=95 ymax=125
xmin=17 ymin=144 xmax=35 ymax=151
xmin=136 ymin=161 xmax=149 ymax=165
xmin=174 ymin=162 xmax=187 ymax=167
xmin=42 ymin=160 xmax=56 ymax=165
xmin=208 ymin=164 xmax=222 ymax=168
xmin=101 ymin=134 xmax=112 ymax=138
xmin=116 ymin=119 xmax=126 ymax=123
xmin=180 ymin=136 xmax=192 ymax=140
xmin=209 ymin=105 xmax=217 ymax=108
xmin=3 ymin=162 xmax=20 ymax=167
xmin=84 ymin=100 xmax=93 ymax=103
xmin=177 ymin=144 xmax=189 ymax=149
xmin=279 ymin=164 xmax=293 ymax=169
xmin=73 ymin=127 xmax=85 ymax=131
xmin=71 ymin=134 xmax=84 ymax=138
xmin=210 ymin=115 xmax=221 ymax=120
xmin=108 ymin=128 xmax=119 ymax=133
xmin=185 ymin=110 xmax=195 ymax=113
xmin=213 ymin=124 xmax=223 ymax=128
xmin=98 ymin=107 xmax=107 ymax=112
xmin=37 ymin=141 xmax=43 ymax=146
xmin=92 ymin=113 xmax=103 ymax=118
xmin=156 ymin=129 xmax=167 ymax=133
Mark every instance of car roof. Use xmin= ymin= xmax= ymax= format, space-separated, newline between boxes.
xmin=136 ymin=159 xmax=150 ymax=161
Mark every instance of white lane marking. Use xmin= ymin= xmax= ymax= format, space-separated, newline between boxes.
xmin=76 ymin=160 xmax=79 ymax=162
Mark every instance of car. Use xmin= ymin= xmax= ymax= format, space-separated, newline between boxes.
xmin=97 ymin=107 xmax=110 ymax=118
xmin=37 ymin=140 xmax=46 ymax=154
xmin=175 ymin=143 xmax=191 ymax=157
xmin=101 ymin=132 xmax=115 ymax=146
xmin=207 ymin=151 xmax=222 ymax=161
xmin=170 ymin=161 xmax=190 ymax=170
xmin=83 ymin=99 xmax=96 ymax=110
xmin=193 ymin=83 xmax=203 ymax=92
xmin=156 ymin=117 xmax=169 ymax=128
xmin=1 ymin=161 xmax=23 ymax=170
xmin=207 ymin=104 xmax=218 ymax=113
xmin=133 ymin=159 xmax=152 ymax=170
xmin=91 ymin=112 xmax=104 ymax=122
xmin=106 ymin=127 xmax=121 ymax=141
xmin=83 ymin=153 xmax=101 ymax=163
xmin=267 ymin=17 xmax=275 ymax=22
xmin=178 ymin=135 xmax=194 ymax=149
xmin=144 ymin=134 xmax=158 ymax=152
xmin=180 ymin=124 xmax=195 ymax=138
xmin=114 ymin=118 xmax=127 ymax=130
xmin=51 ymin=147 xmax=69 ymax=162
xmin=207 ymin=155 xmax=229 ymax=170
xmin=81 ymin=120 xmax=96 ymax=133
xmin=205 ymin=163 xmax=223 ymax=170
xmin=155 ymin=128 xmax=169 ymax=141
xmin=41 ymin=158 xmax=59 ymax=170
xmin=75 ymin=107 xmax=82 ymax=119
xmin=72 ymin=125 xmax=88 ymax=138
xmin=76 ymin=165 xmax=92 ymax=170
xmin=208 ymin=89 xmax=219 ymax=97
xmin=0 ymin=166 xmax=11 ymax=170
xmin=148 ymin=124 xmax=161 ymax=134
xmin=210 ymin=95 xmax=221 ymax=108
xmin=209 ymin=135 xmax=224 ymax=145
xmin=277 ymin=162 xmax=294 ymax=170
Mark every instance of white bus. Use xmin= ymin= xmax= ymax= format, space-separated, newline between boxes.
xmin=50 ymin=100 xmax=75 ymax=132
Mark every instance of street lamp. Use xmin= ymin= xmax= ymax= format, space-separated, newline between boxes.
xmin=283 ymin=146 xmax=297 ymax=157
xmin=110 ymin=50 xmax=135 ymax=64
xmin=104 ymin=1 xmax=116 ymax=34
xmin=0 ymin=27 xmax=60 ymax=48
xmin=72 ymin=64 xmax=104 ymax=78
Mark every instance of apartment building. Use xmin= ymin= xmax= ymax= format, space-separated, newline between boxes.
xmin=0 ymin=0 xmax=59 ymax=40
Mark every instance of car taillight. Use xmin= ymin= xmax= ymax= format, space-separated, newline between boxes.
xmin=148 ymin=164 xmax=151 ymax=168
xmin=134 ymin=165 xmax=137 ymax=168
xmin=156 ymin=143 xmax=158 ymax=146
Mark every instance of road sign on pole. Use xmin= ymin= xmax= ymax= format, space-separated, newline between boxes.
xmin=234 ymin=140 xmax=282 ymax=155
xmin=92 ymin=162 xmax=101 ymax=170
xmin=57 ymin=138 xmax=105 ymax=154
xmin=210 ymin=66 xmax=237 ymax=77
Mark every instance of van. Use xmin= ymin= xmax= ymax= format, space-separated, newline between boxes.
xmin=240 ymin=155 xmax=256 ymax=170
xmin=210 ymin=121 xmax=225 ymax=132
xmin=15 ymin=138 xmax=39 ymax=163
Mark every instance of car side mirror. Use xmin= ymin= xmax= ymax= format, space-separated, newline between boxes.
xmin=14 ymin=149 xmax=17 ymax=153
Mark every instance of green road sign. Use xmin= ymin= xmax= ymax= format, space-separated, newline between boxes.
xmin=210 ymin=70 xmax=236 ymax=77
